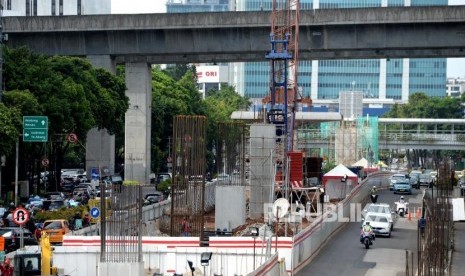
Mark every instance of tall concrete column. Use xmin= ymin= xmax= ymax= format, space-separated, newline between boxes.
xmin=86 ymin=55 xmax=116 ymax=179
xmin=124 ymin=62 xmax=152 ymax=184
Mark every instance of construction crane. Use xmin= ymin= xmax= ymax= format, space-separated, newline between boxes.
xmin=264 ymin=0 xmax=311 ymax=196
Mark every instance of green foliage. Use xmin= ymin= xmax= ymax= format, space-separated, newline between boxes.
xmin=123 ymin=180 xmax=139 ymax=185
xmin=34 ymin=205 xmax=87 ymax=222
xmin=383 ymin=92 xmax=462 ymax=120
xmin=157 ymin=178 xmax=172 ymax=193
xmin=1 ymin=46 xmax=129 ymax=185
xmin=0 ymin=103 xmax=21 ymax=156
xmin=324 ymin=160 xmax=337 ymax=173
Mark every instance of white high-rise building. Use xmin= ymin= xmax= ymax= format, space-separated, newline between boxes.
xmin=2 ymin=0 xmax=111 ymax=16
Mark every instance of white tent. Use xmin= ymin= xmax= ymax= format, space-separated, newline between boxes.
xmin=323 ymin=164 xmax=358 ymax=200
xmin=352 ymin=158 xmax=369 ymax=168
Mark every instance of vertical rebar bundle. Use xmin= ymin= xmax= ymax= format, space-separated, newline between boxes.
xmin=418 ymin=160 xmax=454 ymax=275
xmin=100 ymin=184 xmax=142 ymax=263
xmin=170 ymin=115 xmax=207 ymax=238
xmin=216 ymin=122 xmax=247 ymax=185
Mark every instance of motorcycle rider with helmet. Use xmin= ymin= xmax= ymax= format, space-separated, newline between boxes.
xmin=399 ymin=196 xmax=405 ymax=203
xmin=360 ymin=221 xmax=375 ymax=244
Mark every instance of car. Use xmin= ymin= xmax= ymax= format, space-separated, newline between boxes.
xmin=44 ymin=192 xmax=65 ymax=200
xmin=362 ymin=212 xmax=393 ymax=237
xmin=362 ymin=203 xmax=396 ymax=230
xmin=143 ymin=192 xmax=165 ymax=205
xmin=390 ymin=174 xmax=407 ymax=190
xmin=26 ymin=196 xmax=43 ymax=210
xmin=109 ymin=175 xmax=123 ymax=185
xmin=42 ymin=219 xmax=71 ymax=244
xmin=419 ymin=174 xmax=433 ymax=187
xmin=42 ymin=199 xmax=66 ymax=211
xmin=156 ymin=173 xmax=172 ymax=184
xmin=393 ymin=180 xmax=412 ymax=194
xmin=74 ymin=183 xmax=95 ymax=196
xmin=0 ymin=227 xmax=38 ymax=253
xmin=409 ymin=173 xmax=420 ymax=189
xmin=61 ymin=177 xmax=76 ymax=192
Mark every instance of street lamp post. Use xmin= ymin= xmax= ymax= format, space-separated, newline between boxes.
xmin=249 ymin=226 xmax=259 ymax=270
xmin=201 ymin=252 xmax=212 ymax=276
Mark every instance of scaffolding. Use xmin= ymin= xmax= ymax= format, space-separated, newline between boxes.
xmin=315 ymin=117 xmax=379 ymax=166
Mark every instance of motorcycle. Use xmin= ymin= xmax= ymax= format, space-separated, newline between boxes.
xmin=360 ymin=229 xmax=374 ymax=249
xmin=395 ymin=200 xmax=409 ymax=217
xmin=370 ymin=194 xmax=378 ymax=203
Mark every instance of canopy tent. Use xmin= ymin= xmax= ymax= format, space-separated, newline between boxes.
xmin=352 ymin=158 xmax=369 ymax=167
xmin=323 ymin=164 xmax=359 ymax=200
xmin=352 ymin=158 xmax=378 ymax=174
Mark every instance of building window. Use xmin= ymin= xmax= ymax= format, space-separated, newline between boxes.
xmin=33 ymin=0 xmax=37 ymax=16
xmin=6 ymin=0 xmax=11 ymax=10
xmin=77 ymin=0 xmax=81 ymax=15
xmin=59 ymin=0 xmax=63 ymax=15
xmin=25 ymin=0 xmax=30 ymax=16
xmin=52 ymin=0 xmax=56 ymax=15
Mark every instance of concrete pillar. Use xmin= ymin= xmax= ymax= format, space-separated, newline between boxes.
xmin=124 ymin=62 xmax=152 ymax=184
xmin=86 ymin=55 xmax=116 ymax=179
xmin=379 ymin=59 xmax=387 ymax=100
xmin=249 ymin=124 xmax=275 ymax=219
xmin=311 ymin=60 xmax=319 ymax=100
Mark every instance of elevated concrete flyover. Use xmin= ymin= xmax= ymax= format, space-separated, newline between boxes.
xmin=4 ymin=5 xmax=465 ymax=184
xmin=3 ymin=5 xmax=465 ymax=64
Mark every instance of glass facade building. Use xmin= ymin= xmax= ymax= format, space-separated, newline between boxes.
xmin=166 ymin=0 xmax=232 ymax=13
xmin=2 ymin=0 xmax=111 ymax=16
xmin=236 ymin=0 xmax=447 ymax=106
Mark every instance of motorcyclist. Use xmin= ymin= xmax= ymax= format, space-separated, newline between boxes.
xmin=360 ymin=221 xmax=375 ymax=243
xmin=399 ymin=196 xmax=405 ymax=204
xmin=370 ymin=185 xmax=378 ymax=203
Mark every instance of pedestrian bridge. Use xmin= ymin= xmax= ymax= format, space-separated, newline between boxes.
xmin=297 ymin=118 xmax=465 ymax=151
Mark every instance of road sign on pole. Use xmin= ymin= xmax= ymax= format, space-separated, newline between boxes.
xmin=23 ymin=116 xmax=48 ymax=142
xmin=12 ymin=207 xmax=30 ymax=225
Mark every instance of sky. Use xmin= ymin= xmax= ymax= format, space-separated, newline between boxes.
xmin=112 ymin=0 xmax=464 ymax=78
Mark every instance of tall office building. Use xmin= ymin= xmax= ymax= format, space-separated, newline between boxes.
xmin=236 ymin=0 xmax=447 ymax=110
xmin=2 ymin=0 xmax=111 ymax=16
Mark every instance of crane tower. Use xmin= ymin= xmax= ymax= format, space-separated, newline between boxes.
xmin=264 ymin=0 xmax=311 ymax=196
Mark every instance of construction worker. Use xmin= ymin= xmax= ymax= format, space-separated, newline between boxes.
xmin=181 ymin=217 xmax=191 ymax=237
xmin=0 ymin=258 xmax=14 ymax=276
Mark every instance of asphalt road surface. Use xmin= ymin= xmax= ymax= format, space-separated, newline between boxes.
xmin=296 ymin=187 xmax=424 ymax=276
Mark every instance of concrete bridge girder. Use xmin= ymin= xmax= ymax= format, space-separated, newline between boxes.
xmin=4 ymin=6 xmax=465 ymax=64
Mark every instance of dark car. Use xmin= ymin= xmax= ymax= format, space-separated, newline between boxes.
xmin=109 ymin=175 xmax=123 ymax=185
xmin=42 ymin=200 xmax=66 ymax=211
xmin=143 ymin=192 xmax=164 ymax=205
xmin=44 ymin=192 xmax=65 ymax=200
xmin=61 ymin=177 xmax=76 ymax=192
xmin=0 ymin=227 xmax=38 ymax=253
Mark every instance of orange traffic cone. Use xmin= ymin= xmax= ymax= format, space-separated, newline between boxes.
xmin=408 ymin=210 xmax=411 ymax=221
xmin=416 ymin=208 xmax=421 ymax=218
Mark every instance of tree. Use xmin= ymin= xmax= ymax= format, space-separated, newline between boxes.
xmin=382 ymin=92 xmax=465 ymax=169
xmin=0 ymin=103 xmax=21 ymax=156
xmin=151 ymin=69 xmax=206 ymax=173
xmin=2 ymin=47 xmax=128 ymax=191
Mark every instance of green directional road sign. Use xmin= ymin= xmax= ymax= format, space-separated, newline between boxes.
xmin=23 ymin=116 xmax=48 ymax=142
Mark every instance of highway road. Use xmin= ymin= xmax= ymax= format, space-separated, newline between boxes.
xmin=296 ymin=187 xmax=424 ymax=276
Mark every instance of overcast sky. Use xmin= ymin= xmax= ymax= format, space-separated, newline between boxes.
xmin=112 ymin=0 xmax=464 ymax=78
